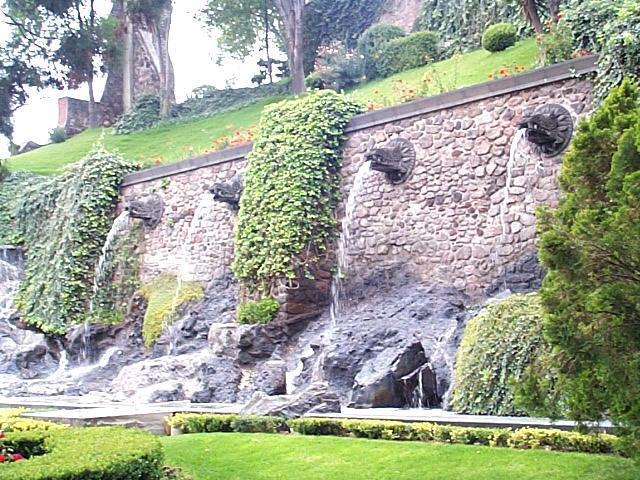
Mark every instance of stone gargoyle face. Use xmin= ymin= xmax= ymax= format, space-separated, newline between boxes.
xmin=516 ymin=104 xmax=574 ymax=157
xmin=208 ymin=173 xmax=243 ymax=209
xmin=365 ymin=138 xmax=416 ymax=184
xmin=124 ymin=193 xmax=164 ymax=229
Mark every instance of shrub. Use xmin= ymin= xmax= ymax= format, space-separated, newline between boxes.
xmin=376 ymin=31 xmax=439 ymax=78
xmin=165 ymin=414 xmax=624 ymax=455
xmin=305 ymin=72 xmax=326 ymax=90
xmin=313 ymin=41 xmax=364 ymax=92
xmin=237 ymin=297 xmax=279 ymax=325
xmin=0 ymin=409 xmax=67 ymax=433
xmin=357 ymin=24 xmax=406 ymax=79
xmin=482 ymin=23 xmax=517 ymax=52
xmin=232 ymin=91 xmax=362 ymax=294
xmin=13 ymin=145 xmax=136 ymax=333
xmin=413 ymin=0 xmax=526 ymax=55
xmin=48 ymin=127 xmax=66 ymax=144
xmin=0 ymin=427 xmax=164 ymax=480
xmin=139 ymin=274 xmax=204 ymax=347
xmin=450 ymin=294 xmax=551 ymax=416
xmin=114 ymin=95 xmax=161 ymax=135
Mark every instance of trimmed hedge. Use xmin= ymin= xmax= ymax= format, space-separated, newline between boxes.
xmin=0 ymin=409 xmax=67 ymax=433
xmin=0 ymin=427 xmax=164 ymax=480
xmin=376 ymin=31 xmax=439 ymax=78
xmin=482 ymin=23 xmax=517 ymax=52
xmin=167 ymin=413 xmax=623 ymax=456
xmin=357 ymin=24 xmax=406 ymax=80
xmin=450 ymin=294 xmax=550 ymax=416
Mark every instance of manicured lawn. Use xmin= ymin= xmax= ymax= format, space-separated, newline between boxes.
xmin=161 ymin=433 xmax=640 ymax=480
xmin=7 ymin=39 xmax=537 ymax=176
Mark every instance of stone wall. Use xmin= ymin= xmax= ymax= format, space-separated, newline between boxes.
xmin=57 ymin=97 xmax=110 ymax=135
xmin=378 ymin=0 xmax=422 ymax=32
xmin=338 ymin=79 xmax=591 ymax=298
xmin=120 ymin=59 xmax=595 ymax=301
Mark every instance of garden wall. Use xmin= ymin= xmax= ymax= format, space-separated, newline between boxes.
xmin=120 ymin=56 xmax=596 ymax=300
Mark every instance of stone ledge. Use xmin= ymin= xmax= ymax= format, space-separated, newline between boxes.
xmin=121 ymin=56 xmax=598 ymax=187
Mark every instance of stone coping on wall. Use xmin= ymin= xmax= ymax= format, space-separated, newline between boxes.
xmin=121 ymin=55 xmax=598 ymax=187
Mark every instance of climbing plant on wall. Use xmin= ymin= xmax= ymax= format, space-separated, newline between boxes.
xmin=303 ymin=0 xmax=386 ymax=73
xmin=233 ymin=90 xmax=363 ymax=294
xmin=0 ymin=171 xmax=43 ymax=245
xmin=14 ymin=146 xmax=136 ymax=334
xmin=413 ymin=0 xmax=528 ymax=54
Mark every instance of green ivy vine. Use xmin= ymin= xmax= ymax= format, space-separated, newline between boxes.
xmin=232 ymin=90 xmax=363 ymax=294
xmin=13 ymin=145 xmax=136 ymax=334
xmin=0 ymin=171 xmax=44 ymax=245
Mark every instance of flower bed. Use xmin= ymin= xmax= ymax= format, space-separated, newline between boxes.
xmin=0 ymin=427 xmax=164 ymax=480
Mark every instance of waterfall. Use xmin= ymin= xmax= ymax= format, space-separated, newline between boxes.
xmin=166 ymin=193 xmax=214 ymax=355
xmin=82 ymin=211 xmax=131 ymax=363
xmin=0 ymin=256 xmax=21 ymax=324
xmin=330 ymin=162 xmax=371 ymax=325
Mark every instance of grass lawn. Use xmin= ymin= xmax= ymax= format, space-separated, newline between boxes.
xmin=7 ymin=39 xmax=537 ymax=176
xmin=161 ymin=433 xmax=640 ymax=480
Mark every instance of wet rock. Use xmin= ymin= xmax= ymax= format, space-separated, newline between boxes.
xmin=241 ymin=382 xmax=340 ymax=418
xmin=349 ymin=342 xmax=431 ymax=408
xmin=190 ymin=356 xmax=241 ymax=403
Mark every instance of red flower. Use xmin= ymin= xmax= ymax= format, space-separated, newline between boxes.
xmin=11 ymin=454 xmax=24 ymax=461
xmin=498 ymin=68 xmax=506 ymax=75
xmin=535 ymin=35 xmax=543 ymax=43
xmin=0 ymin=454 xmax=5 ymax=463
xmin=0 ymin=431 xmax=5 ymax=439
xmin=557 ymin=13 xmax=563 ymax=19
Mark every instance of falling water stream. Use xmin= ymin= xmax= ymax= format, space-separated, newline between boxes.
xmin=0 ymin=252 xmax=21 ymax=325
xmin=81 ymin=210 xmax=131 ymax=363
xmin=330 ymin=162 xmax=372 ymax=325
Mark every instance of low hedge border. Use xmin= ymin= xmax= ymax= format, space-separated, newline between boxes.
xmin=1 ymin=427 xmax=164 ymax=480
xmin=168 ymin=414 xmax=624 ymax=456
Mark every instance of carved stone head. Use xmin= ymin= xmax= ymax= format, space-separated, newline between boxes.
xmin=124 ymin=193 xmax=164 ymax=229
xmin=209 ymin=173 xmax=243 ymax=210
xmin=366 ymin=138 xmax=416 ymax=184
xmin=517 ymin=104 xmax=574 ymax=157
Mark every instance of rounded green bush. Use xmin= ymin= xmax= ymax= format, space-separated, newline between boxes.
xmin=376 ymin=31 xmax=439 ymax=78
xmin=450 ymin=293 xmax=550 ymax=416
xmin=357 ymin=24 xmax=406 ymax=79
xmin=1 ymin=427 xmax=164 ymax=480
xmin=482 ymin=23 xmax=517 ymax=52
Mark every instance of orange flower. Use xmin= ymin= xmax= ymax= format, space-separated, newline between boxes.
xmin=535 ymin=35 xmax=543 ymax=43
xmin=488 ymin=73 xmax=494 ymax=80
xmin=499 ymin=68 xmax=506 ymax=75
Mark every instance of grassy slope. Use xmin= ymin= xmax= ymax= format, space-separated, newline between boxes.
xmin=161 ymin=433 xmax=640 ymax=480
xmin=8 ymin=39 xmax=536 ymax=176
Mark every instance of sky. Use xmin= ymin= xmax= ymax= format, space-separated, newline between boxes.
xmin=0 ymin=0 xmax=266 ymax=158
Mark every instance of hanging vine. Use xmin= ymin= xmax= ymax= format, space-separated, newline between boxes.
xmin=13 ymin=145 xmax=136 ymax=334
xmin=232 ymin=90 xmax=363 ymax=294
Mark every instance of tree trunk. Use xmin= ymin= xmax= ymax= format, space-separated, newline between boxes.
xmin=520 ymin=0 xmax=543 ymax=32
xmin=87 ymin=72 xmax=98 ymax=128
xmin=546 ymin=0 xmax=561 ymax=20
xmin=275 ymin=0 xmax=306 ymax=94
xmin=157 ymin=1 xmax=174 ymax=118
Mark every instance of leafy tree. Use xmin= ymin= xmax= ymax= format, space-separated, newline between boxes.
xmin=199 ymin=0 xmax=282 ymax=85
xmin=1 ymin=0 xmax=118 ymax=128
xmin=518 ymin=80 xmax=640 ymax=449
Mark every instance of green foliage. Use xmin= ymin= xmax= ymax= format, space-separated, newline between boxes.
xmin=232 ymin=90 xmax=362 ymax=293
xmin=0 ymin=427 xmax=164 ymax=480
xmin=562 ymin=0 xmax=640 ymax=100
xmin=169 ymin=414 xmax=284 ymax=434
xmin=376 ymin=31 xmax=439 ymax=78
xmin=305 ymin=72 xmax=325 ymax=90
xmin=303 ymin=0 xmax=386 ymax=73
xmin=536 ymin=19 xmax=575 ymax=66
xmin=482 ymin=23 xmax=517 ymax=52
xmin=139 ymin=274 xmax=204 ymax=347
xmin=0 ymin=171 xmax=43 ymax=244
xmin=518 ymin=81 xmax=640 ymax=449
xmin=237 ymin=297 xmax=279 ymax=324
xmin=48 ymin=126 xmax=66 ymax=144
xmin=357 ymin=24 xmax=406 ymax=80
xmin=413 ymin=0 xmax=527 ymax=55
xmin=313 ymin=42 xmax=364 ymax=92
xmin=450 ymin=294 xmax=551 ymax=416
xmin=88 ymin=222 xmax=143 ymax=325
xmin=13 ymin=146 xmax=136 ymax=333
xmin=114 ymin=95 xmax=162 ymax=135
xmin=175 ymin=83 xmax=288 ymax=120
xmin=0 ymin=409 xmax=67 ymax=433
